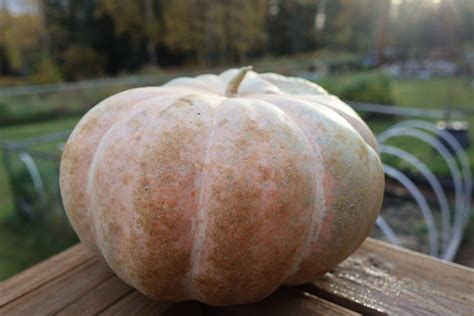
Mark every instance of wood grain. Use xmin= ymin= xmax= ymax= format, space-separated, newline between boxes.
xmin=0 ymin=257 xmax=112 ymax=315
xmin=0 ymin=244 xmax=95 ymax=307
xmin=98 ymin=291 xmax=203 ymax=316
xmin=1 ymin=238 xmax=472 ymax=316
xmin=55 ymin=275 xmax=133 ymax=315
xmin=305 ymin=238 xmax=474 ymax=316
xmin=205 ymin=286 xmax=359 ymax=316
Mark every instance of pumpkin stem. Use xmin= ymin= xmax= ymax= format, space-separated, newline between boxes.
xmin=225 ymin=66 xmax=252 ymax=97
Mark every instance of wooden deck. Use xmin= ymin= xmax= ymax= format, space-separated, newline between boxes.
xmin=1 ymin=238 xmax=473 ymax=315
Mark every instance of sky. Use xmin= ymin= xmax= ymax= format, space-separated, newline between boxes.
xmin=0 ymin=0 xmax=38 ymax=15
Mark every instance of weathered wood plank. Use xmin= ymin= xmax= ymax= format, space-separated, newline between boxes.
xmin=98 ymin=291 xmax=203 ymax=316
xmin=205 ymin=286 xmax=359 ymax=316
xmin=55 ymin=275 xmax=133 ymax=315
xmin=2 ymin=238 xmax=472 ymax=315
xmin=305 ymin=238 xmax=474 ymax=316
xmin=0 ymin=243 xmax=95 ymax=307
xmin=100 ymin=286 xmax=356 ymax=316
xmin=0 ymin=257 xmax=113 ymax=315
xmin=1 ymin=243 xmax=350 ymax=315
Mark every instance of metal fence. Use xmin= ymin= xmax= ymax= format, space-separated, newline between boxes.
xmin=376 ymin=120 xmax=471 ymax=261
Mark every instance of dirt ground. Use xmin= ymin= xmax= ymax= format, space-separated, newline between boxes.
xmin=455 ymin=221 xmax=474 ymax=267
xmin=372 ymin=194 xmax=474 ymax=267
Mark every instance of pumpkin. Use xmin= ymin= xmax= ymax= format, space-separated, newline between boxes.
xmin=60 ymin=67 xmax=384 ymax=306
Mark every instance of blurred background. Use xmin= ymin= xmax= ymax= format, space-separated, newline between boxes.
xmin=0 ymin=0 xmax=473 ymax=280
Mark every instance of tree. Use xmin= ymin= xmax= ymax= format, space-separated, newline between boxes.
xmin=96 ymin=0 xmax=161 ymax=66
xmin=0 ymin=2 xmax=42 ymax=75
xmin=375 ymin=0 xmax=391 ymax=64
xmin=266 ymin=0 xmax=320 ymax=55
xmin=389 ymin=0 xmax=474 ymax=59
xmin=1 ymin=0 xmax=473 ymax=80
xmin=323 ymin=0 xmax=382 ymax=53
xmin=163 ymin=0 xmax=266 ymax=65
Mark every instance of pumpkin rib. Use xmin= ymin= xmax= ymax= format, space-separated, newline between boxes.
xmin=236 ymin=98 xmax=319 ymax=285
xmin=188 ymin=98 xmax=316 ymax=305
xmin=164 ymin=76 xmax=222 ymax=94
xmin=62 ymin=88 xmax=170 ymax=248
xmin=86 ymin=95 xmax=176 ymax=248
xmin=90 ymin=94 xmax=214 ymax=301
xmin=260 ymin=73 xmax=330 ymax=96
xmin=188 ymin=96 xmax=222 ymax=299
xmin=242 ymin=96 xmax=323 ymax=281
xmin=277 ymin=109 xmax=327 ymax=282
xmin=287 ymin=112 xmax=380 ymax=282
xmin=257 ymin=94 xmax=377 ymax=284
xmin=305 ymin=95 xmax=378 ymax=152
xmin=255 ymin=96 xmax=330 ymax=282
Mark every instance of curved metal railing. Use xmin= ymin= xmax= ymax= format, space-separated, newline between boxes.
xmin=376 ymin=120 xmax=472 ymax=261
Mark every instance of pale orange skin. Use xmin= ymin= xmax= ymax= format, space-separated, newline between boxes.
xmin=59 ymin=69 xmax=384 ymax=306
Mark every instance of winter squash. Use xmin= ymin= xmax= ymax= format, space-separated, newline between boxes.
xmin=59 ymin=67 xmax=384 ymax=306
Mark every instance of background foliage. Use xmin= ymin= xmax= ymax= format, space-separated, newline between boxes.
xmin=0 ymin=0 xmax=473 ymax=81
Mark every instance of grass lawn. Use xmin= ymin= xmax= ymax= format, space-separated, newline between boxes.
xmin=317 ymin=75 xmax=474 ymax=176
xmin=377 ymin=78 xmax=473 ymax=176
xmin=393 ymin=78 xmax=473 ymax=111
xmin=0 ymin=117 xmax=80 ymax=280
xmin=0 ymin=117 xmax=80 ymax=218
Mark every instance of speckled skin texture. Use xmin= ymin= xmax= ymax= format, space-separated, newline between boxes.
xmin=59 ymin=69 xmax=384 ymax=306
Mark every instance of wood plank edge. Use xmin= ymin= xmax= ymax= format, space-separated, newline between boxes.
xmin=0 ymin=255 xmax=99 ymax=308
xmin=94 ymin=288 xmax=136 ymax=315
xmin=299 ymin=291 xmax=362 ymax=315
xmin=1 ymin=257 xmax=111 ymax=314
xmin=51 ymin=274 xmax=125 ymax=315
xmin=364 ymin=238 xmax=473 ymax=273
xmin=299 ymin=284 xmax=387 ymax=316
xmin=0 ymin=243 xmax=97 ymax=304
xmin=0 ymin=243 xmax=93 ymax=288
